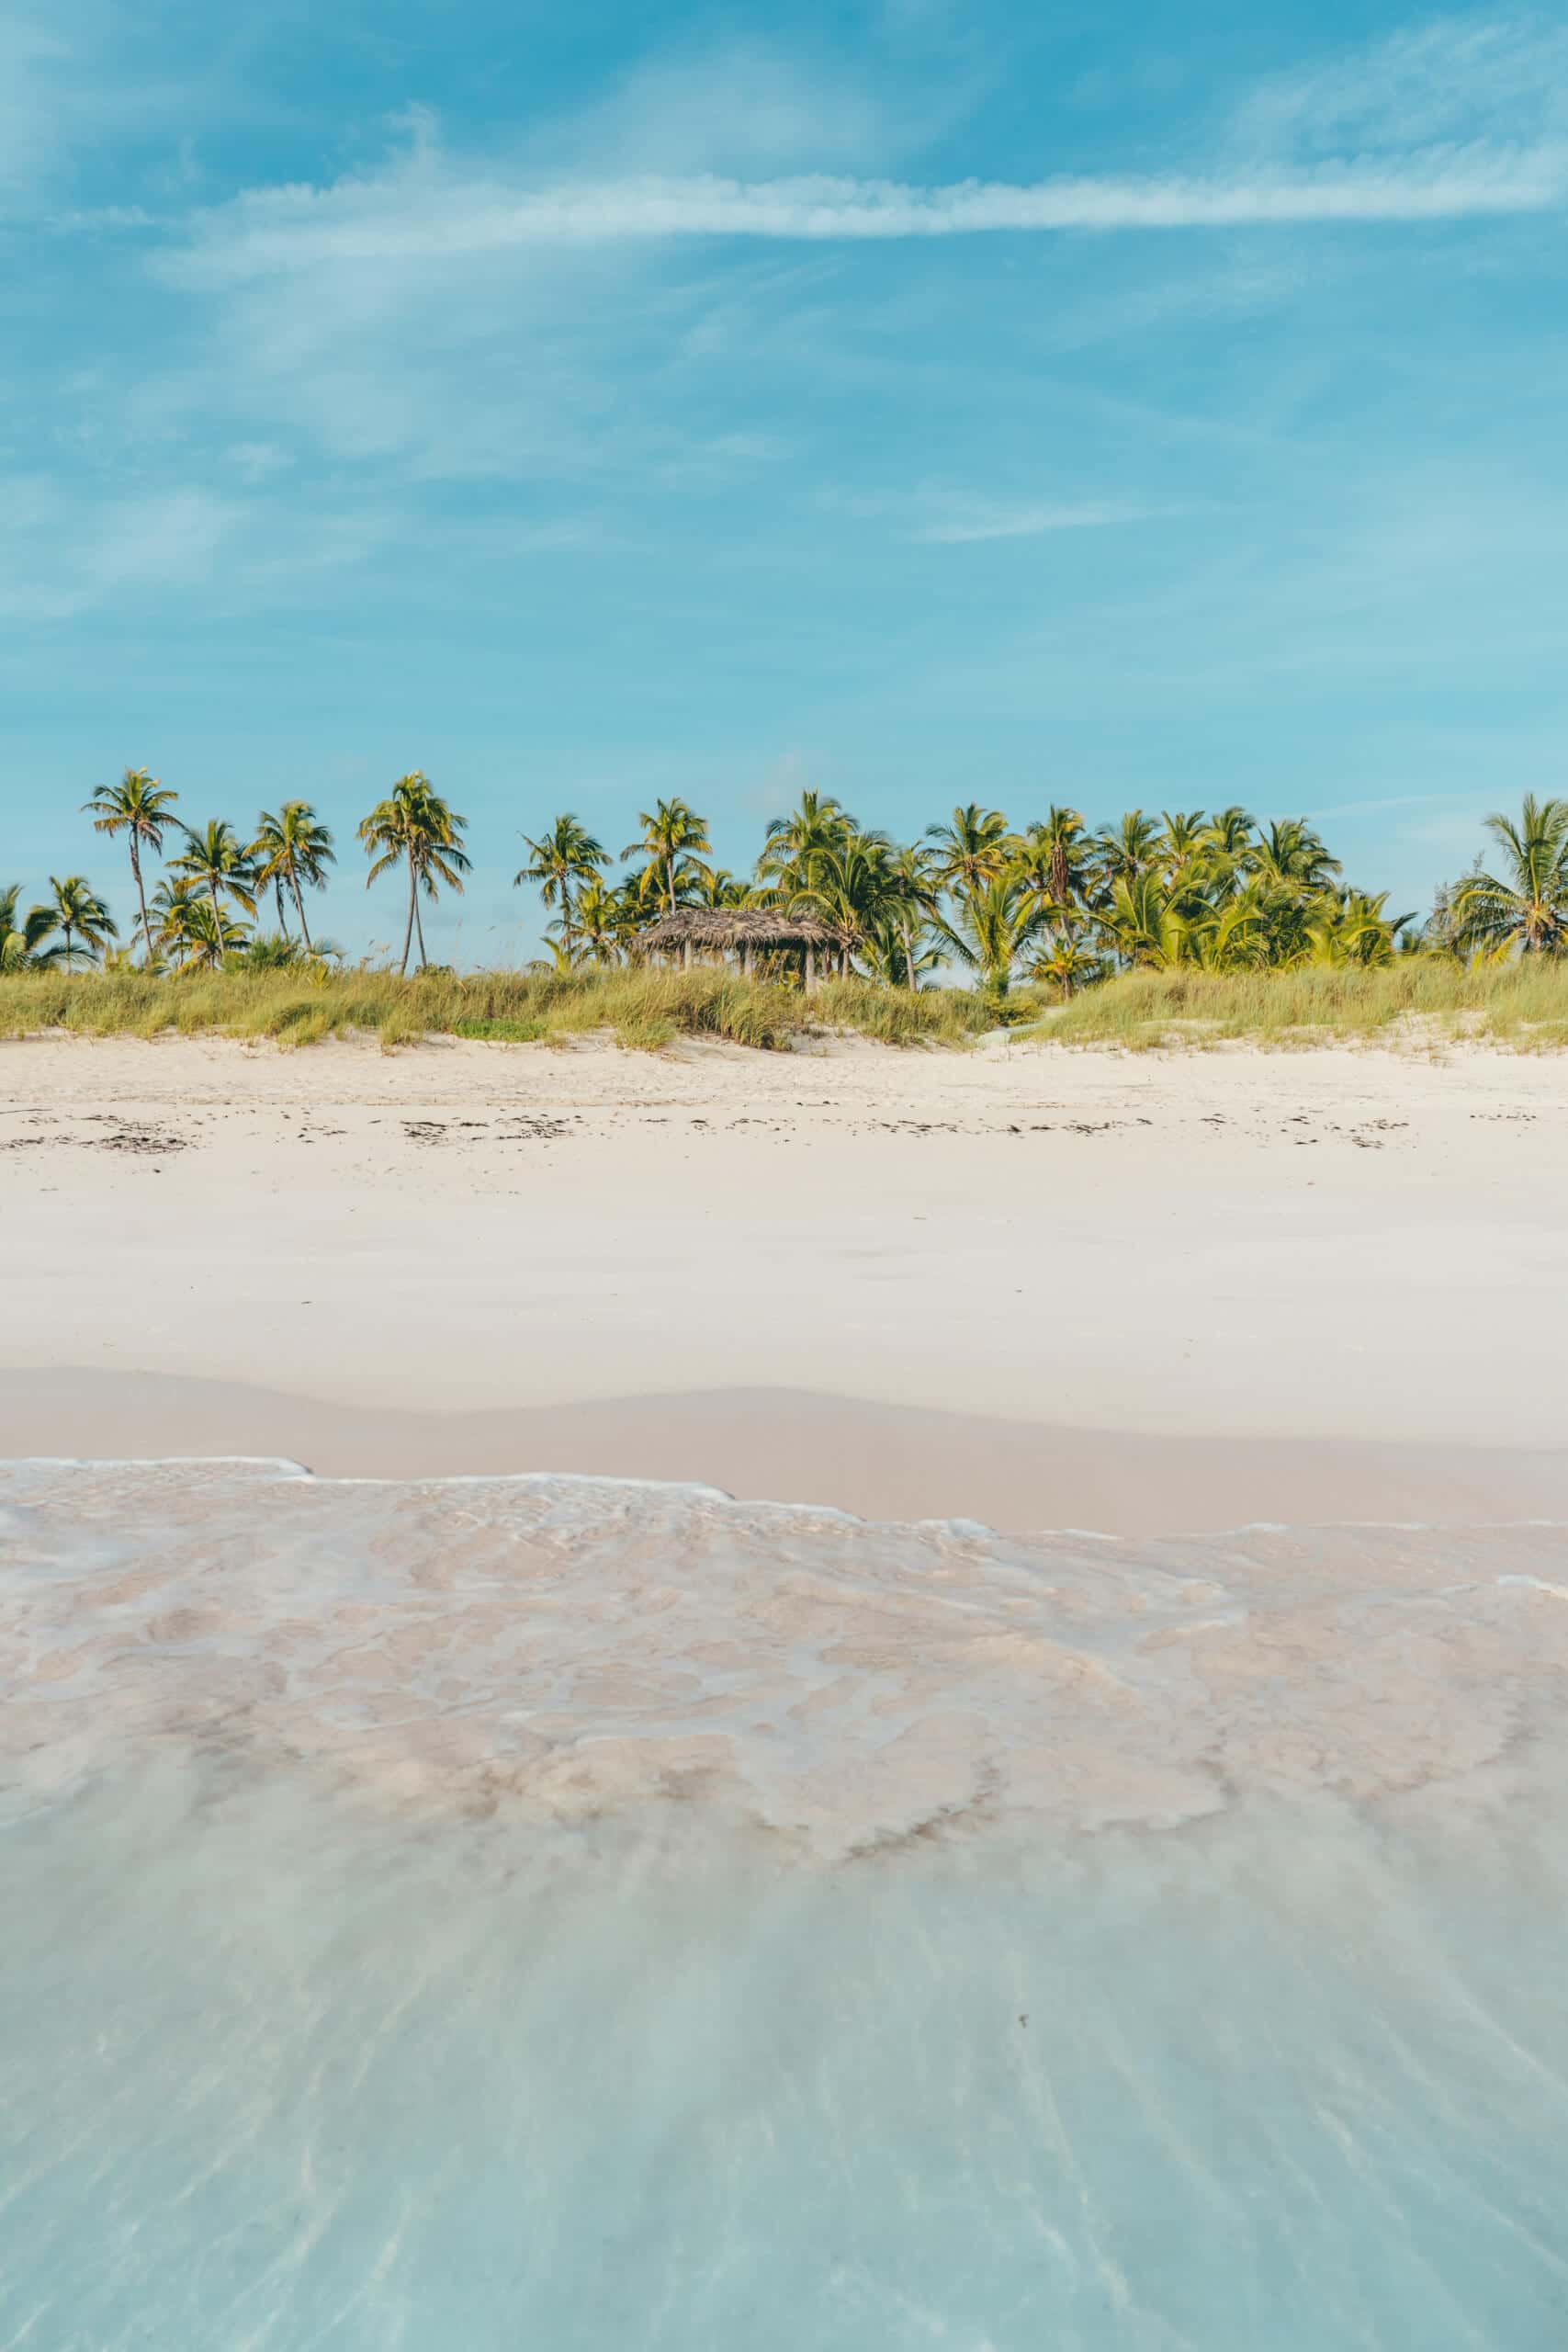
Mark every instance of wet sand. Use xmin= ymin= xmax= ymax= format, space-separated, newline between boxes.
xmin=6 ymin=1369 xmax=1568 ymax=1533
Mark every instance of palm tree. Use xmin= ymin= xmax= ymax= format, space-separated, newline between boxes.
xmin=0 ymin=884 xmax=54 ymax=971
xmin=924 ymin=804 xmax=1012 ymax=901
xmin=82 ymin=768 xmax=178 ymax=962
xmin=1157 ymin=808 xmax=1213 ymax=919
xmin=33 ymin=876 xmax=118 ymax=970
xmin=573 ymin=876 xmax=634 ymax=966
xmin=622 ymin=798 xmax=711 ymax=916
xmin=1030 ymin=930 xmax=1103 ymax=1001
xmin=174 ymin=820 xmax=258 ymax=953
xmin=152 ymin=876 xmax=248 ymax=971
xmin=1012 ymin=810 xmax=1091 ymax=940
xmin=253 ymin=802 xmax=335 ymax=950
xmin=1248 ymin=818 xmax=1341 ymax=898
xmin=1200 ymin=805 xmax=1257 ymax=893
xmin=358 ymin=774 xmax=470 ymax=974
xmin=1022 ymin=807 xmax=1090 ymax=909
xmin=935 ymin=870 xmax=1040 ymax=1001
xmin=1451 ymin=797 xmax=1568 ymax=959
xmin=880 ymin=843 xmax=939 ymax=990
xmin=514 ymin=814 xmax=609 ymax=959
xmin=758 ymin=792 xmax=852 ymax=892
xmin=1188 ymin=890 xmax=1268 ymax=972
xmin=1096 ymin=871 xmax=1185 ymax=971
xmin=691 ymin=865 xmax=752 ymax=910
xmin=1091 ymin=808 xmax=1160 ymax=891
xmin=784 ymin=829 xmax=897 ymax=977
xmin=1303 ymin=889 xmax=1413 ymax=968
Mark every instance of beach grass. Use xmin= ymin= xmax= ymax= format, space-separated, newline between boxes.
xmin=0 ymin=966 xmax=997 ymax=1052
xmin=5 ymin=960 xmax=1568 ymax=1052
xmin=1017 ymin=961 xmax=1568 ymax=1050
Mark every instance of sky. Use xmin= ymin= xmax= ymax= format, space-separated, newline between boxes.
xmin=3 ymin=0 xmax=1566 ymax=960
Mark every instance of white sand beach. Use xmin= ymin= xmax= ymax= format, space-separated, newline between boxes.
xmin=3 ymin=1029 xmax=1565 ymax=1527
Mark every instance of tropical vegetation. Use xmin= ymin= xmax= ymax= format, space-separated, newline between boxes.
xmin=5 ymin=774 xmax=1567 ymax=1047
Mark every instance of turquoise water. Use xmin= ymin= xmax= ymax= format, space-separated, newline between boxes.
xmin=4 ymin=1462 xmax=1568 ymax=2346
xmin=5 ymin=1772 xmax=1567 ymax=2347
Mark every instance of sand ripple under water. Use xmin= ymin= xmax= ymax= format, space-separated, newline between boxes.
xmin=3 ymin=1461 xmax=1568 ymax=2347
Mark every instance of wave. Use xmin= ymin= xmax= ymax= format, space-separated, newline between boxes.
xmin=6 ymin=1455 xmax=1566 ymax=1854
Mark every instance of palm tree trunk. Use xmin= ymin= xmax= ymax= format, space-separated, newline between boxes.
xmin=902 ymin=919 xmax=916 ymax=991
xmin=130 ymin=841 xmax=152 ymax=966
xmin=290 ymin=870 xmax=313 ymax=952
xmin=413 ymin=888 xmax=428 ymax=971
xmin=63 ymin=922 xmax=74 ymax=972
xmin=401 ymin=856 xmax=417 ymax=977
xmin=276 ymin=881 xmax=288 ymax=933
xmin=208 ymin=877 xmax=225 ymax=956
xmin=666 ymin=857 xmax=676 ymax=916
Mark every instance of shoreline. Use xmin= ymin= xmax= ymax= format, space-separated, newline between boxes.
xmin=7 ymin=1369 xmax=1568 ymax=1533
xmin=6 ymin=1035 xmax=1568 ymax=1521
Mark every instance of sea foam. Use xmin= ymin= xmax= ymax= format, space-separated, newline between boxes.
xmin=3 ymin=1460 xmax=1567 ymax=2346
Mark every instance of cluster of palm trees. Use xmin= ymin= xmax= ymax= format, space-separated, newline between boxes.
xmin=6 ymin=768 xmax=1567 ymax=994
xmin=516 ymin=792 xmax=1566 ymax=997
xmin=0 ymin=770 xmax=463 ymax=976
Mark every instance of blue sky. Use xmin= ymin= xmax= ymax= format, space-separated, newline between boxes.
xmin=3 ymin=0 xmax=1566 ymax=959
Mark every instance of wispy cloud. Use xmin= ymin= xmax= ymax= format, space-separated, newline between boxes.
xmin=164 ymin=146 xmax=1568 ymax=284
xmin=0 ymin=478 xmax=240 ymax=618
xmin=1234 ymin=15 xmax=1568 ymax=159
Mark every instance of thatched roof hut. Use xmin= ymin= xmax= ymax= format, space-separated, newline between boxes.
xmin=634 ymin=906 xmax=845 ymax=984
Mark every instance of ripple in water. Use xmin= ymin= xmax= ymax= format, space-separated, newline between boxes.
xmin=3 ymin=1460 xmax=1567 ymax=2346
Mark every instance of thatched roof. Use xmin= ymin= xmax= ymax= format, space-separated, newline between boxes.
xmin=635 ymin=907 xmax=845 ymax=952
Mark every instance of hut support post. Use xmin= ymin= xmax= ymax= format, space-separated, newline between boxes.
xmin=804 ymin=945 xmax=816 ymax=993
xmin=742 ymin=944 xmax=754 ymax=979
xmin=683 ymin=940 xmax=694 ymax=971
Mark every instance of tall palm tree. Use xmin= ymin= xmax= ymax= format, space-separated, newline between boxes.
xmin=881 ymin=842 xmax=939 ymax=990
xmin=252 ymin=802 xmax=335 ymax=950
xmin=0 ymin=884 xmax=54 ymax=971
xmin=173 ymin=820 xmax=258 ymax=953
xmin=1022 ymin=807 xmax=1091 ymax=910
xmin=358 ymin=774 xmax=470 ymax=975
xmin=785 ymin=830 xmax=895 ymax=977
xmin=935 ymin=870 xmax=1039 ymax=1001
xmin=82 ymin=768 xmax=178 ymax=962
xmin=33 ymin=876 xmax=118 ymax=970
xmin=1012 ymin=811 xmax=1091 ymax=939
xmin=1451 ymin=797 xmax=1568 ymax=958
xmin=513 ymin=814 xmax=610 ymax=959
xmin=622 ymin=798 xmax=711 ymax=916
xmin=757 ymin=792 xmax=852 ymax=891
xmin=924 ymin=804 xmax=1012 ymax=900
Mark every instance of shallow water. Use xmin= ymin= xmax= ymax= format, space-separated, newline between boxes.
xmin=4 ymin=1462 xmax=1567 ymax=2346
